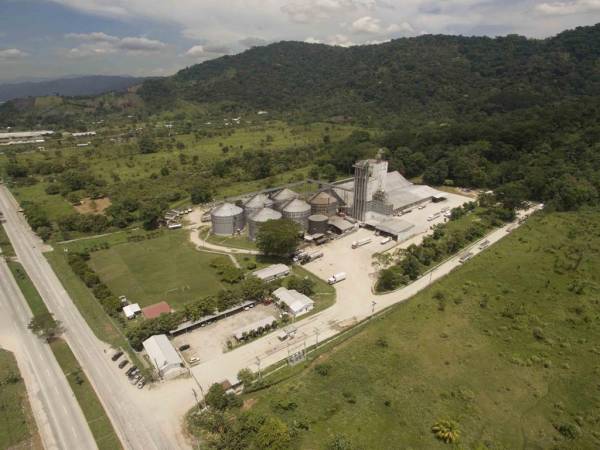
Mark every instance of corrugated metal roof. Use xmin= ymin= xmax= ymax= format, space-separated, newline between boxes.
xmin=142 ymin=334 xmax=182 ymax=370
xmin=309 ymin=191 xmax=337 ymax=205
xmin=308 ymin=214 xmax=328 ymax=222
xmin=249 ymin=207 xmax=282 ymax=222
xmin=271 ymin=188 xmax=298 ymax=201
xmin=244 ymin=193 xmax=269 ymax=208
xmin=273 ymin=287 xmax=314 ymax=315
xmin=212 ymin=202 xmax=243 ymax=217
xmin=282 ymin=198 xmax=311 ymax=213
xmin=251 ymin=264 xmax=290 ymax=280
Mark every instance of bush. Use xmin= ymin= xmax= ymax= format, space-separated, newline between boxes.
xmin=315 ymin=363 xmax=331 ymax=376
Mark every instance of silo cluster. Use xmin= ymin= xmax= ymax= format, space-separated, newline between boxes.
xmin=309 ymin=191 xmax=338 ymax=216
xmin=210 ymin=203 xmax=245 ymax=236
xmin=248 ymin=207 xmax=282 ymax=241
xmin=281 ymin=198 xmax=311 ymax=230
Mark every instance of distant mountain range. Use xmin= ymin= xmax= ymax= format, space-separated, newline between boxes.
xmin=0 ymin=75 xmax=147 ymax=102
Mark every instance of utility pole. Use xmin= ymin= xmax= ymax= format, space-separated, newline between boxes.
xmin=314 ymin=327 xmax=320 ymax=349
xmin=192 ymin=388 xmax=201 ymax=410
xmin=256 ymin=356 xmax=262 ymax=380
xmin=371 ymin=300 xmax=377 ymax=316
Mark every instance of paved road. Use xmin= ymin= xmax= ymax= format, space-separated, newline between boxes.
xmin=0 ymin=186 xmax=182 ymax=450
xmin=0 ymin=257 xmax=97 ymax=450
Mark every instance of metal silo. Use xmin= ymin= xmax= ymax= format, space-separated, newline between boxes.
xmin=309 ymin=191 xmax=338 ymax=216
xmin=248 ymin=207 xmax=282 ymax=241
xmin=211 ymin=203 xmax=245 ymax=236
xmin=308 ymin=214 xmax=329 ymax=235
xmin=282 ymin=199 xmax=311 ymax=231
xmin=270 ymin=188 xmax=298 ymax=211
xmin=243 ymin=193 xmax=271 ymax=218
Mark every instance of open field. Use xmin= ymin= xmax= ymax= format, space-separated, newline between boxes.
xmin=89 ymin=229 xmax=231 ymax=309
xmin=218 ymin=210 xmax=600 ymax=449
xmin=49 ymin=339 xmax=122 ymax=450
xmin=204 ymin=229 xmax=258 ymax=251
xmin=0 ymin=349 xmax=41 ymax=450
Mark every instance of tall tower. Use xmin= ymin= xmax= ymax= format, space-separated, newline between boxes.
xmin=352 ymin=160 xmax=370 ymax=221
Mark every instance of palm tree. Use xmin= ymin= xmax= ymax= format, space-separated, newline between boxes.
xmin=431 ymin=419 xmax=460 ymax=444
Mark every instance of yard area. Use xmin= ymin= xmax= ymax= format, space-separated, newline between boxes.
xmin=0 ymin=349 xmax=40 ymax=450
xmin=89 ymin=229 xmax=232 ymax=310
xmin=228 ymin=210 xmax=600 ymax=449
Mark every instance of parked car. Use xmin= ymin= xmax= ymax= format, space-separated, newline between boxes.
xmin=137 ymin=379 xmax=146 ymax=389
xmin=111 ymin=351 xmax=123 ymax=361
xmin=179 ymin=344 xmax=190 ymax=351
xmin=118 ymin=360 xmax=129 ymax=369
xmin=125 ymin=367 xmax=136 ymax=376
xmin=189 ymin=357 xmax=200 ymax=363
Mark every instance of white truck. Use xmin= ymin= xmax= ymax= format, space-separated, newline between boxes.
xmin=352 ymin=237 xmax=372 ymax=249
xmin=300 ymin=251 xmax=324 ymax=264
xmin=380 ymin=237 xmax=392 ymax=245
xmin=327 ymin=272 xmax=347 ymax=284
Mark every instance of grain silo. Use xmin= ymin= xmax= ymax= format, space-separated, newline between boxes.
xmin=248 ymin=207 xmax=282 ymax=241
xmin=243 ymin=193 xmax=273 ymax=218
xmin=211 ymin=203 xmax=245 ymax=236
xmin=270 ymin=188 xmax=298 ymax=211
xmin=282 ymin=199 xmax=311 ymax=230
xmin=309 ymin=191 xmax=338 ymax=216
xmin=308 ymin=214 xmax=329 ymax=235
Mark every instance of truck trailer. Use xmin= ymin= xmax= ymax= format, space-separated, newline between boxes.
xmin=327 ymin=272 xmax=347 ymax=284
xmin=352 ymin=238 xmax=372 ymax=249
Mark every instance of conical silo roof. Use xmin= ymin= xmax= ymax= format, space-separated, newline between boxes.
xmin=309 ymin=191 xmax=337 ymax=205
xmin=271 ymin=188 xmax=298 ymax=202
xmin=250 ymin=207 xmax=282 ymax=222
xmin=211 ymin=202 xmax=243 ymax=217
xmin=282 ymin=198 xmax=311 ymax=213
xmin=244 ymin=193 xmax=269 ymax=208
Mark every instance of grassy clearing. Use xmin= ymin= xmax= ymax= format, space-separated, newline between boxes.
xmin=224 ymin=210 xmax=600 ymax=449
xmin=204 ymin=230 xmax=258 ymax=251
xmin=11 ymin=182 xmax=75 ymax=222
xmin=49 ymin=340 xmax=122 ymax=450
xmin=0 ymin=224 xmax=15 ymax=257
xmin=291 ymin=265 xmax=336 ymax=313
xmin=89 ymin=229 xmax=232 ymax=309
xmin=0 ymin=349 xmax=41 ymax=450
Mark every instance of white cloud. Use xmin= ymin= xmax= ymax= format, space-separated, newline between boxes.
xmin=352 ymin=16 xmax=383 ymax=33
xmin=65 ymin=32 xmax=167 ymax=57
xmin=239 ymin=37 xmax=268 ymax=48
xmin=185 ymin=45 xmax=205 ymax=57
xmin=282 ymin=0 xmax=376 ymax=24
xmin=327 ymin=34 xmax=356 ymax=47
xmin=0 ymin=48 xmax=28 ymax=60
xmin=536 ymin=0 xmax=600 ymax=15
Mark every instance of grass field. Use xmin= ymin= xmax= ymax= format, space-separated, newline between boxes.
xmin=204 ymin=229 xmax=258 ymax=251
xmin=211 ymin=210 xmax=600 ymax=449
xmin=49 ymin=340 xmax=122 ymax=450
xmin=89 ymin=229 xmax=232 ymax=309
xmin=0 ymin=349 xmax=40 ymax=450
xmin=0 ymin=224 xmax=15 ymax=257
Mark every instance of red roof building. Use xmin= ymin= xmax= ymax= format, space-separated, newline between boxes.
xmin=142 ymin=301 xmax=172 ymax=320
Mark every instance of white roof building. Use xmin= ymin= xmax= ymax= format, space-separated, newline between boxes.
xmin=233 ymin=316 xmax=277 ymax=341
xmin=251 ymin=264 xmax=290 ymax=282
xmin=142 ymin=334 xmax=184 ymax=379
xmin=273 ymin=287 xmax=315 ymax=317
xmin=122 ymin=303 xmax=141 ymax=319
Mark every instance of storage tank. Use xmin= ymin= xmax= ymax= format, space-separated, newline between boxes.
xmin=211 ymin=203 xmax=245 ymax=236
xmin=248 ymin=207 xmax=282 ymax=241
xmin=270 ymin=188 xmax=298 ymax=211
xmin=309 ymin=191 xmax=338 ymax=216
xmin=282 ymin=199 xmax=311 ymax=230
xmin=243 ymin=193 xmax=273 ymax=218
xmin=308 ymin=214 xmax=329 ymax=235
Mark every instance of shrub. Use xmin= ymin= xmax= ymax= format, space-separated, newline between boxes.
xmin=315 ymin=363 xmax=331 ymax=376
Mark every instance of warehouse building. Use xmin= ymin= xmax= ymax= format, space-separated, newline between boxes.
xmin=273 ymin=287 xmax=314 ymax=318
xmin=142 ymin=334 xmax=185 ymax=379
xmin=251 ymin=264 xmax=290 ymax=282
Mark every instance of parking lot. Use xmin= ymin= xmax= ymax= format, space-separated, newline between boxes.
xmin=172 ymin=304 xmax=280 ymax=364
xmin=302 ymin=193 xmax=471 ymax=317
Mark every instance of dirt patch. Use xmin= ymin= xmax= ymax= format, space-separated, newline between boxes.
xmin=242 ymin=398 xmax=257 ymax=411
xmin=74 ymin=197 xmax=111 ymax=215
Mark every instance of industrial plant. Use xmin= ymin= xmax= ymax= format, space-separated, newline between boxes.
xmin=209 ymin=155 xmax=448 ymax=242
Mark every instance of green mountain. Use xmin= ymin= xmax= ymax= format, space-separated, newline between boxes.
xmin=136 ymin=23 xmax=600 ymax=120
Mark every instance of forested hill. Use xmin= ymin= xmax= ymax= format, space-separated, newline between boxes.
xmin=138 ymin=23 xmax=600 ymax=119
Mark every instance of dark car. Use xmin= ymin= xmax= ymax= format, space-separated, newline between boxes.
xmin=118 ymin=360 xmax=129 ymax=369
xmin=126 ymin=366 xmax=136 ymax=376
xmin=179 ymin=344 xmax=190 ymax=351
xmin=111 ymin=351 xmax=123 ymax=361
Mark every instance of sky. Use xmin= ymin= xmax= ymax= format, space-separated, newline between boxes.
xmin=0 ymin=0 xmax=599 ymax=83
